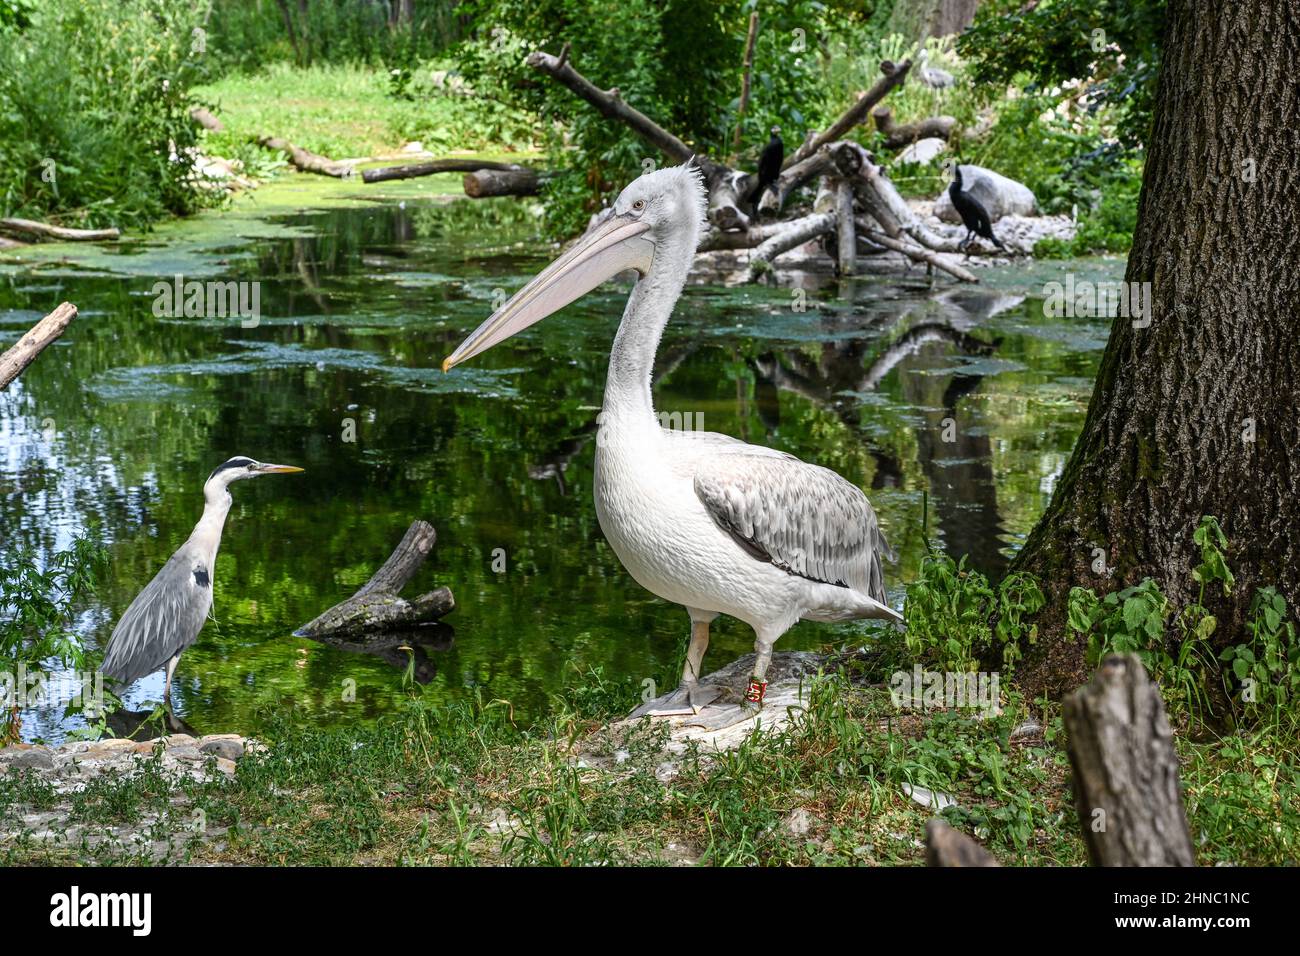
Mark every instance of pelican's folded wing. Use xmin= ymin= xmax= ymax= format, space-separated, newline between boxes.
xmin=692 ymin=453 xmax=895 ymax=601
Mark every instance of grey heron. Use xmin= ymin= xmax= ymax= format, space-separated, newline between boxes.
xmin=442 ymin=162 xmax=901 ymax=728
xmin=915 ymin=48 xmax=955 ymax=89
xmin=101 ymin=457 xmax=303 ymax=706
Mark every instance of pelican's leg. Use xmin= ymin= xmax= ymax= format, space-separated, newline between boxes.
xmin=630 ymin=610 xmax=721 ymax=718
xmin=692 ymin=628 xmax=783 ymax=731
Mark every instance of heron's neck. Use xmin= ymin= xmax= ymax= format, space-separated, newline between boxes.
xmin=191 ymin=484 xmax=234 ymax=561
xmin=602 ymin=227 xmax=695 ymax=438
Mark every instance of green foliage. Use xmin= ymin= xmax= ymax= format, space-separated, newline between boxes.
xmin=1220 ymin=588 xmax=1300 ymax=724
xmin=902 ymin=554 xmax=1044 ymax=673
xmin=0 ymin=537 xmax=105 ymax=739
xmin=1068 ymin=516 xmax=1298 ymax=730
xmin=958 ymin=0 xmax=1166 ymax=150
xmin=203 ymin=0 xmax=465 ymax=71
xmin=0 ymin=0 xmax=220 ymax=229
xmin=456 ymin=0 xmax=845 ymax=236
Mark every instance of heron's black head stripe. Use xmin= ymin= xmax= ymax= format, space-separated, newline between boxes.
xmin=207 ymin=456 xmax=256 ymax=482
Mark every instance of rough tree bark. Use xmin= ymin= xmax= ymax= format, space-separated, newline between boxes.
xmin=1063 ymin=655 xmax=1195 ymax=866
xmin=1013 ymin=0 xmax=1300 ymax=698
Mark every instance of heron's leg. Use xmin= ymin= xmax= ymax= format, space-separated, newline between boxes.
xmin=629 ymin=610 xmax=721 ymax=717
xmin=163 ymin=653 xmax=181 ymax=709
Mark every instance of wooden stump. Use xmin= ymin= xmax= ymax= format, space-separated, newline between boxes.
xmin=925 ymin=819 xmax=1000 ymax=867
xmin=1063 ymin=654 xmax=1195 ymax=866
xmin=295 ymin=520 xmax=454 ymax=639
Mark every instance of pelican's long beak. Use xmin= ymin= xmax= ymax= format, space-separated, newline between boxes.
xmin=256 ymin=463 xmax=305 ymax=474
xmin=442 ymin=214 xmax=654 ymax=371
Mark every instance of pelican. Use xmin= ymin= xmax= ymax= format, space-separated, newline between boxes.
xmin=101 ymin=457 xmax=304 ymax=706
xmin=443 ymin=162 xmax=901 ymax=724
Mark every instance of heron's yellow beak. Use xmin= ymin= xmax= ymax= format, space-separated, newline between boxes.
xmin=442 ymin=214 xmax=654 ymax=371
xmin=258 ymin=464 xmax=305 ymax=474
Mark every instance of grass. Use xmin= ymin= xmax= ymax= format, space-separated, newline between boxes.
xmin=3 ymin=654 xmax=1294 ymax=867
xmin=194 ymin=62 xmax=537 ymax=166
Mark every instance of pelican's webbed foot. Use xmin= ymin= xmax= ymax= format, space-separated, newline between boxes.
xmin=629 ymin=681 xmax=721 ymax=718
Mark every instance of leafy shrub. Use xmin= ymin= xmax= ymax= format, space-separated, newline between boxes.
xmin=0 ymin=538 xmax=105 ymax=741
xmin=903 ymin=553 xmax=1044 ymax=673
xmin=0 ymin=0 xmax=219 ymax=229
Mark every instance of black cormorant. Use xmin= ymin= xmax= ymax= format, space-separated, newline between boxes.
xmin=747 ymin=126 xmax=784 ymax=213
xmin=948 ymin=163 xmax=1005 ymax=254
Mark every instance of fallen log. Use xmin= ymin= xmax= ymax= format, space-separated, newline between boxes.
xmin=295 ymin=520 xmax=455 ymax=639
xmin=0 ymin=218 xmax=120 ymax=242
xmin=859 ymin=226 xmax=978 ymax=283
xmin=747 ymin=212 xmax=836 ymax=281
xmin=256 ymin=136 xmax=353 ymax=178
xmin=362 ymin=158 xmax=526 ymax=184
xmin=697 ymin=220 xmax=788 ymax=252
xmin=872 ymin=107 xmax=956 ymax=150
xmin=1063 ymin=654 xmax=1196 ymax=867
xmin=925 ymin=819 xmax=1000 ymax=867
xmin=463 ymin=167 xmax=541 ymax=198
xmin=0 ymin=302 xmax=77 ymax=391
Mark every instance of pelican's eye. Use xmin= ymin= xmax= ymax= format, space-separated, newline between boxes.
xmin=631 ymin=199 xmax=646 ymax=213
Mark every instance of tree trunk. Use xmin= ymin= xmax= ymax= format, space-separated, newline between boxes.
xmin=1013 ymin=0 xmax=1300 ymax=698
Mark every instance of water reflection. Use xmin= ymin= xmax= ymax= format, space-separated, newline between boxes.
xmin=0 ymin=193 xmax=1116 ymax=742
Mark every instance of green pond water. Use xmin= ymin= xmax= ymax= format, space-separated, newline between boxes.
xmin=0 ymin=175 xmax=1122 ymax=742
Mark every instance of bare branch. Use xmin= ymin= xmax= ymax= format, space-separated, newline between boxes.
xmin=0 ymin=219 xmax=120 ymax=242
xmin=0 ymin=302 xmax=77 ymax=391
xmin=788 ymin=59 xmax=913 ymax=167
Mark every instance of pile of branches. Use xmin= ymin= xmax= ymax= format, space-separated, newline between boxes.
xmin=528 ymin=43 xmax=980 ymax=284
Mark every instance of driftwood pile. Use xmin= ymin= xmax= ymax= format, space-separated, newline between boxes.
xmin=525 ymin=43 xmax=981 ymax=284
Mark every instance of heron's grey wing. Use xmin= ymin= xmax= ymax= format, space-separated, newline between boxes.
xmin=101 ymin=547 xmax=213 ymax=687
xmin=693 ymin=452 xmax=895 ymax=601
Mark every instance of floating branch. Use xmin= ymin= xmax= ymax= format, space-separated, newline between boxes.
xmin=0 ymin=218 xmax=120 ymax=242
xmin=362 ymin=158 xmax=526 ymax=184
xmin=1063 ymin=654 xmax=1196 ymax=867
xmin=747 ymin=211 xmax=836 ymax=280
xmin=0 ymin=302 xmax=77 ymax=391
xmin=295 ymin=520 xmax=455 ymax=639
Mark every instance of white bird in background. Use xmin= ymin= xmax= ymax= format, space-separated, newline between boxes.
xmin=443 ymin=162 xmax=901 ymax=727
xmin=915 ymin=47 xmax=955 ymax=89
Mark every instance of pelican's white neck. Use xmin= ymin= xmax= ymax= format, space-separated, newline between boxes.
xmin=601 ymin=221 xmax=697 ymax=437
